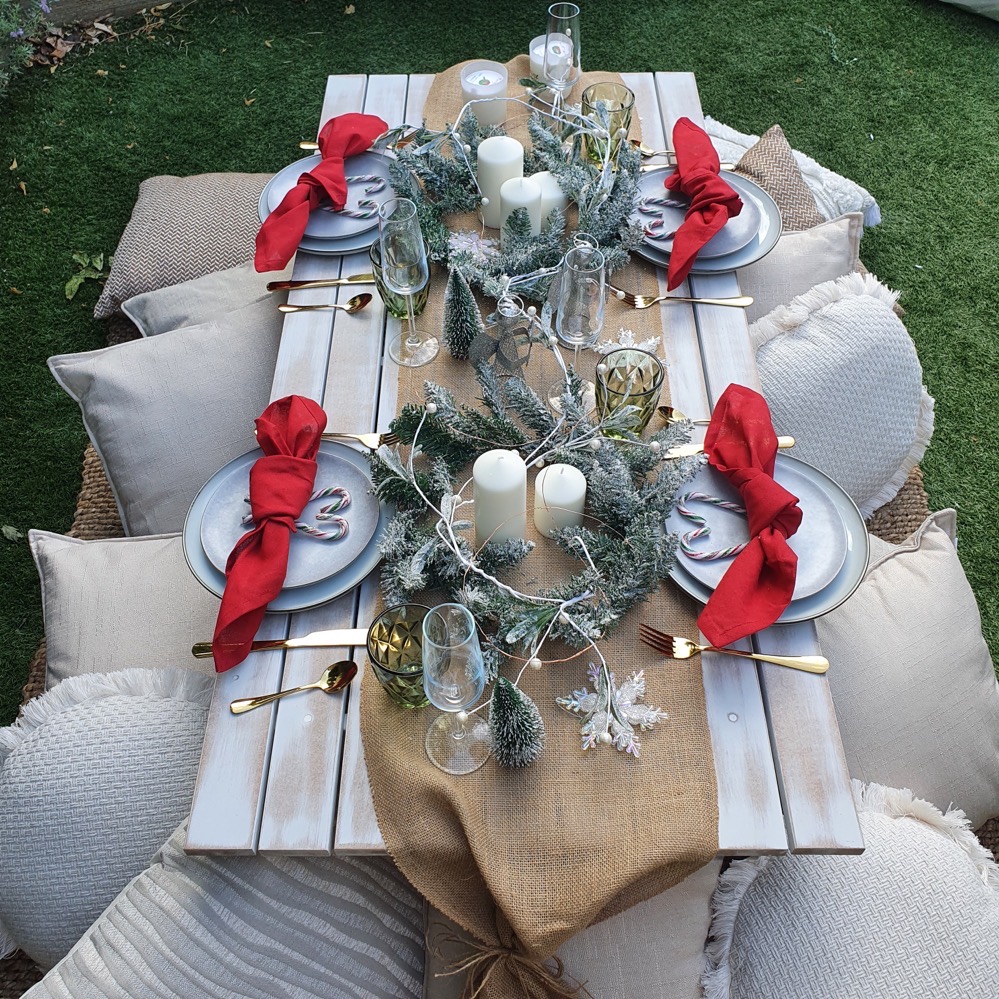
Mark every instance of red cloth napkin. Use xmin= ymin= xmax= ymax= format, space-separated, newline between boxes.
xmin=696 ymin=384 xmax=802 ymax=647
xmin=254 ymin=112 xmax=388 ymax=272
xmin=664 ymin=117 xmax=744 ymax=291
xmin=211 ymin=395 xmax=328 ymax=671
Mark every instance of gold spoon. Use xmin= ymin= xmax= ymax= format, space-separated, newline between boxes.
xmin=658 ymin=405 xmax=710 ymax=426
xmin=229 ymin=660 xmax=357 ymax=715
xmin=631 ymin=139 xmax=736 ymax=170
xmin=278 ymin=293 xmax=372 ymax=315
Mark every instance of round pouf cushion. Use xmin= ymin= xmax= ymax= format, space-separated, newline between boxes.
xmin=750 ymin=271 xmax=934 ymax=517
xmin=703 ymin=782 xmax=999 ymax=999
xmin=0 ymin=668 xmax=212 ymax=968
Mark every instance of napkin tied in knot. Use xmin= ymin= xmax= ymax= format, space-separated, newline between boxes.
xmin=254 ymin=111 xmax=388 ymax=272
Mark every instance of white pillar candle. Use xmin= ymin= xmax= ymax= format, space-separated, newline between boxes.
xmin=528 ymin=171 xmax=568 ymax=225
xmin=499 ymin=176 xmax=542 ymax=247
xmin=528 ymin=35 xmax=546 ymax=79
xmin=533 ymin=463 xmax=587 ymax=537
xmin=461 ymin=60 xmax=508 ymax=128
xmin=473 ymin=449 xmax=527 ymax=547
xmin=476 ymin=135 xmax=524 ymax=229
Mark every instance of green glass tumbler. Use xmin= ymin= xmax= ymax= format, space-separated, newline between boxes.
xmin=581 ymin=82 xmax=635 ymax=167
xmin=595 ymin=348 xmax=665 ymax=438
xmin=369 ymin=240 xmax=431 ymax=321
xmin=366 ymin=603 xmax=430 ymax=709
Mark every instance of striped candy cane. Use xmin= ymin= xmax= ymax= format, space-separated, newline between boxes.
xmin=639 ymin=195 xmax=687 ymax=213
xmin=241 ymin=485 xmax=351 ymax=526
xmin=295 ymin=517 xmax=349 ymax=541
xmin=676 ymin=491 xmax=749 ymax=560
xmin=643 ymin=217 xmax=679 ymax=242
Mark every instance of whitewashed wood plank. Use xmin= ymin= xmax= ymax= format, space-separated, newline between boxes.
xmin=753 ymin=625 xmax=864 ymax=854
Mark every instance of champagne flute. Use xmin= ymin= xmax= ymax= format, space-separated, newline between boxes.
xmin=422 ymin=603 xmax=491 ymax=775
xmin=542 ymin=2 xmax=581 ymax=112
xmin=377 ymin=197 xmax=439 ymax=367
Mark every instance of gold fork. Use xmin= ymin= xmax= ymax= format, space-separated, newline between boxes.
xmin=321 ymin=431 xmax=400 ymax=450
xmin=608 ymin=284 xmax=753 ymax=310
xmin=638 ymin=623 xmax=829 ymax=674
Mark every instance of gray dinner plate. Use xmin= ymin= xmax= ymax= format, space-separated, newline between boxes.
xmin=200 ymin=447 xmax=380 ymax=589
xmin=258 ymin=151 xmax=394 ymax=241
xmin=633 ymin=168 xmax=762 ymax=259
xmin=666 ymin=455 xmax=869 ymax=622
xmin=633 ymin=169 xmax=782 ymax=274
xmin=183 ymin=441 xmax=390 ymax=613
xmin=665 ymin=456 xmax=847 ymax=600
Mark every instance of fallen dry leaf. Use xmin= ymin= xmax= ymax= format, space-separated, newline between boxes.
xmin=10 ymin=288 xmax=22 ymax=295
xmin=8 ymin=158 xmax=16 ymax=170
xmin=96 ymin=69 xmax=108 ymax=76
xmin=125 ymin=142 xmax=135 ymax=148
xmin=345 ymin=4 xmax=355 ymax=12
xmin=18 ymin=181 xmax=27 ymax=195
xmin=42 ymin=207 xmax=50 ymax=214
xmin=264 ymin=39 xmax=273 ymax=47
xmin=42 ymin=145 xmax=52 ymax=150
xmin=244 ymin=97 xmax=256 ymax=106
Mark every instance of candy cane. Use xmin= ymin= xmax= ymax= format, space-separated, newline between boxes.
xmin=241 ymin=485 xmax=351 ymax=526
xmin=295 ymin=517 xmax=349 ymax=541
xmin=643 ymin=218 xmax=678 ymax=242
xmin=676 ymin=491 xmax=749 ymax=560
xmin=345 ymin=174 xmax=386 ymax=195
xmin=639 ymin=196 xmax=687 ymax=213
xmin=321 ymin=198 xmax=380 ymax=219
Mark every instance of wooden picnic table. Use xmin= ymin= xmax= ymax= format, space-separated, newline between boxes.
xmin=185 ymin=71 xmax=864 ymax=859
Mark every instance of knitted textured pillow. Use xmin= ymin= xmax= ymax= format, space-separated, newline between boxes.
xmin=751 ymin=271 xmax=934 ymax=516
xmin=703 ymin=781 xmax=999 ymax=999
xmin=94 ymin=173 xmax=270 ymax=319
xmin=0 ymin=668 xmax=212 ymax=969
xmin=734 ymin=124 xmax=825 ymax=231
xmin=24 ymin=822 xmax=425 ymax=999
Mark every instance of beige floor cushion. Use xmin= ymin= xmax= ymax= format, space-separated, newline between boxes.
xmin=817 ymin=510 xmax=999 ymax=828
xmin=24 ymin=822 xmax=425 ymax=999
xmin=29 ymin=531 xmax=219 ymax=689
xmin=0 ymin=669 xmax=212 ymax=969
xmin=702 ymin=781 xmax=999 ymax=999
xmin=94 ymin=173 xmax=270 ymax=319
xmin=48 ymin=297 xmax=282 ymax=535
xmin=751 ymin=270 xmax=934 ymax=516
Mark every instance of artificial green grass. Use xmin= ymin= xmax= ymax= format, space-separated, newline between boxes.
xmin=1 ymin=0 xmax=996 ymax=724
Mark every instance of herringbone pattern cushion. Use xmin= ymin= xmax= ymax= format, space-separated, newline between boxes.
xmin=703 ymin=783 xmax=999 ymax=999
xmin=94 ymin=173 xmax=269 ymax=319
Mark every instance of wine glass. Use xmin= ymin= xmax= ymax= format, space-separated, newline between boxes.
xmin=422 ymin=603 xmax=491 ymax=775
xmin=547 ymin=243 xmax=605 ymax=412
xmin=542 ymin=2 xmax=581 ymax=111
xmin=377 ymin=197 xmax=439 ymax=367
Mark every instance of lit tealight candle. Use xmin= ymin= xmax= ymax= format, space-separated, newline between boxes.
xmin=473 ymin=449 xmax=527 ymax=547
xmin=476 ymin=136 xmax=524 ymax=229
xmin=499 ymin=176 xmax=542 ymax=247
xmin=533 ymin=464 xmax=587 ymax=537
xmin=528 ymin=171 xmax=568 ymax=225
xmin=460 ymin=60 xmax=508 ymax=128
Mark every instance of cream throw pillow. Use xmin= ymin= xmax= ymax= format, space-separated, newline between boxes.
xmin=48 ymin=297 xmax=281 ymax=535
xmin=817 ymin=511 xmax=999 ymax=828
xmin=29 ymin=531 xmax=220 ymax=689
xmin=703 ymin=782 xmax=999 ymax=999
xmin=750 ymin=271 xmax=934 ymax=516
xmin=0 ymin=669 xmax=212 ymax=969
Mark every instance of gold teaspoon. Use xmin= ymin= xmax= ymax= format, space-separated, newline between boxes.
xmin=229 ymin=660 xmax=357 ymax=715
xmin=278 ymin=293 xmax=372 ymax=315
xmin=658 ymin=405 xmax=710 ymax=426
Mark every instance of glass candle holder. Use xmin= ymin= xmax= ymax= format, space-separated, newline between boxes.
xmin=369 ymin=240 xmax=430 ymax=321
xmin=595 ymin=348 xmax=666 ymax=437
xmin=366 ymin=603 xmax=431 ymax=709
xmin=581 ymin=82 xmax=635 ymax=167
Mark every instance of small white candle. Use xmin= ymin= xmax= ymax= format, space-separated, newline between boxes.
xmin=477 ymin=136 xmax=524 ymax=229
xmin=529 ymin=35 xmax=546 ymax=79
xmin=461 ymin=60 xmax=508 ymax=128
xmin=499 ymin=176 xmax=542 ymax=247
xmin=528 ymin=171 xmax=568 ymax=225
xmin=473 ymin=449 xmax=527 ymax=547
xmin=533 ymin=464 xmax=587 ymax=537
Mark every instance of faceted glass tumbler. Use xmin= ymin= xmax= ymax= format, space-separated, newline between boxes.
xmin=366 ymin=603 xmax=430 ymax=709
xmin=595 ymin=348 xmax=666 ymax=437
xmin=581 ymin=82 xmax=635 ymax=167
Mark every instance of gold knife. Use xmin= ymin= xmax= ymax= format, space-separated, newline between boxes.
xmin=663 ymin=436 xmax=795 ymax=460
xmin=192 ymin=628 xmax=368 ymax=659
xmin=267 ymin=274 xmax=375 ymax=293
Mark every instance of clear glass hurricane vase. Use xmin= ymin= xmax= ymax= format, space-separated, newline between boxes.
xmin=377 ymin=197 xmax=439 ymax=367
xmin=542 ymin=2 xmax=581 ymax=110
xmin=422 ymin=603 xmax=491 ymax=775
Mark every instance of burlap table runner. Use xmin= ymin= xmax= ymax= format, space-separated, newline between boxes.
xmin=360 ymin=61 xmax=718 ymax=998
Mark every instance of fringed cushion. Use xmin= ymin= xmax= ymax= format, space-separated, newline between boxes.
xmin=23 ymin=823 xmax=425 ymax=999
xmin=703 ymin=782 xmax=999 ymax=999
xmin=751 ymin=271 xmax=934 ymax=516
xmin=0 ymin=669 xmax=212 ymax=969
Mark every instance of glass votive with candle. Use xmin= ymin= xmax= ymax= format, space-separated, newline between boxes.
xmin=472 ymin=449 xmax=527 ymax=548
xmin=460 ymin=60 xmax=508 ymax=128
xmin=499 ymin=176 xmax=542 ymax=248
xmin=529 ymin=34 xmax=547 ymax=79
xmin=533 ymin=463 xmax=587 ymax=537
xmin=595 ymin=348 xmax=666 ymax=438
xmin=581 ymin=82 xmax=635 ymax=167
xmin=476 ymin=135 xmax=524 ymax=228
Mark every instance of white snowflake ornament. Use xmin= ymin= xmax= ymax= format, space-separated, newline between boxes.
xmin=448 ymin=229 xmax=499 ymax=265
xmin=556 ymin=663 xmax=667 ymax=757
xmin=596 ymin=327 xmax=663 ymax=355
